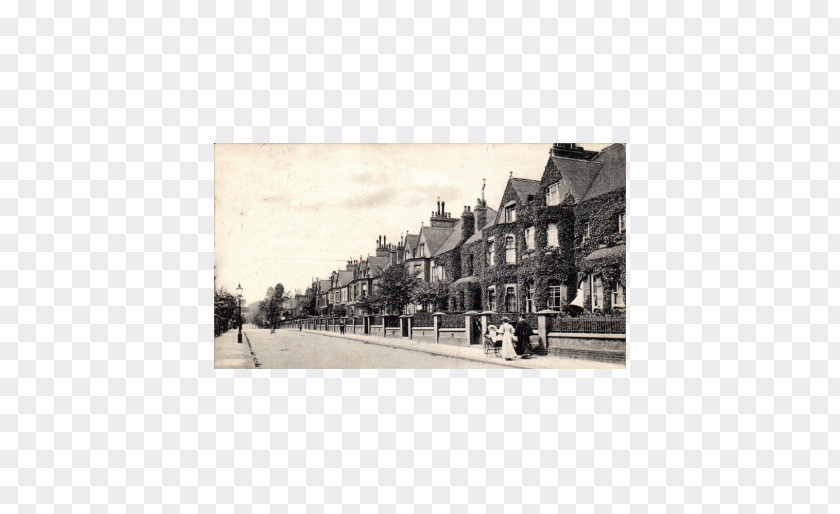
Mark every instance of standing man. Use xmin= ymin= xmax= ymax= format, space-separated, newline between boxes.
xmin=514 ymin=312 xmax=534 ymax=359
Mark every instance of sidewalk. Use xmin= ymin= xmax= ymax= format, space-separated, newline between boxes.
xmin=297 ymin=329 xmax=623 ymax=369
xmin=214 ymin=328 xmax=257 ymax=369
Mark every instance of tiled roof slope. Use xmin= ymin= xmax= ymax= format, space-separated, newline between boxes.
xmin=367 ymin=256 xmax=390 ymax=276
xmin=550 ymin=156 xmax=603 ymax=202
xmin=434 ymin=219 xmax=463 ymax=256
xmin=420 ymin=226 xmax=454 ymax=255
xmin=509 ymin=178 xmax=541 ymax=203
xmin=337 ymin=270 xmax=354 ymax=287
xmin=404 ymin=234 xmax=419 ymax=253
xmin=582 ymin=143 xmax=626 ymax=201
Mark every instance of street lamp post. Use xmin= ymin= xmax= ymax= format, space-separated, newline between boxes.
xmin=236 ymin=283 xmax=243 ymax=344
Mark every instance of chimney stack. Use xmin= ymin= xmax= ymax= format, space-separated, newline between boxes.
xmin=474 ymin=180 xmax=488 ymax=231
xmin=461 ymin=204 xmax=475 ymax=242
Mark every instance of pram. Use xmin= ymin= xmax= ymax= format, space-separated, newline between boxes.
xmin=483 ymin=325 xmax=503 ymax=358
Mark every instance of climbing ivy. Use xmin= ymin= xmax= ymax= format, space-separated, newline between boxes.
xmin=573 ymin=188 xmax=626 ymax=286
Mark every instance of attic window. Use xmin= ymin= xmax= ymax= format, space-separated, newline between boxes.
xmin=504 ymin=204 xmax=516 ymax=223
xmin=527 ymin=195 xmax=535 ymax=203
xmin=546 ymin=182 xmax=561 ymax=206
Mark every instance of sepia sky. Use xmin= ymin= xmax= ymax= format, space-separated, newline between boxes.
xmin=215 ymin=143 xmax=610 ymax=304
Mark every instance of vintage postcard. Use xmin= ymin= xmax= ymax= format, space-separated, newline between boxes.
xmin=215 ymin=144 xmax=626 ymax=369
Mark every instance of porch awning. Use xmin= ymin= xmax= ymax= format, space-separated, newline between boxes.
xmin=452 ymin=276 xmax=480 ymax=287
xmin=584 ymin=244 xmax=626 ymax=261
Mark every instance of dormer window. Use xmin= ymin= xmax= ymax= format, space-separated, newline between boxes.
xmin=504 ymin=204 xmax=516 ymax=223
xmin=546 ymin=183 xmax=561 ymax=206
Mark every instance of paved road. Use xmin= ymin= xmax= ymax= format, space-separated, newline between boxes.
xmin=244 ymin=328 xmax=509 ymax=369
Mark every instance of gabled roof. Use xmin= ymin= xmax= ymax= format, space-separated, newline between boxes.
xmin=318 ymin=279 xmax=331 ymax=292
xmin=494 ymin=177 xmax=540 ymax=225
xmin=582 ymin=143 xmax=626 ymax=201
xmin=419 ymin=226 xmax=454 ymax=256
xmin=355 ymin=259 xmax=369 ymax=276
xmin=403 ymin=234 xmax=419 ymax=253
xmin=550 ymin=156 xmax=603 ymax=202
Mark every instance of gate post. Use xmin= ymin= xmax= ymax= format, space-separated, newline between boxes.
xmin=536 ymin=309 xmax=559 ymax=352
xmin=464 ymin=311 xmax=480 ymax=345
xmin=432 ymin=312 xmax=444 ymax=344
xmin=480 ymin=311 xmax=493 ymax=339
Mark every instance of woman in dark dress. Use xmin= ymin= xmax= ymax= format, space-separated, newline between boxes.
xmin=514 ymin=313 xmax=534 ymax=358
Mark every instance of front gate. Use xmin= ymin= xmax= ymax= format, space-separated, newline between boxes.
xmin=470 ymin=316 xmax=481 ymax=344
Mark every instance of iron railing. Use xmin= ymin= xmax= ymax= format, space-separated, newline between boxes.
xmin=550 ymin=316 xmax=626 ymax=334
xmin=438 ymin=313 xmax=464 ymax=329
xmin=413 ymin=311 xmax=434 ymax=327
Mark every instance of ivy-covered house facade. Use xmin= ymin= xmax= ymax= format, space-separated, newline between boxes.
xmin=546 ymin=143 xmax=626 ymax=313
xmin=431 ymin=143 xmax=626 ymax=315
xmin=430 ymin=184 xmax=498 ymax=312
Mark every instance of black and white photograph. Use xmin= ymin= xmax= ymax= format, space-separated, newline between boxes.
xmin=215 ymin=143 xmax=626 ymax=369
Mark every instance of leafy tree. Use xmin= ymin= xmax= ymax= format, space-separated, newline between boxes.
xmin=214 ymin=287 xmax=240 ymax=336
xmin=356 ymin=290 xmax=384 ymax=315
xmin=248 ymin=301 xmax=268 ymax=328
xmin=259 ymin=283 xmax=289 ymax=331
xmin=332 ymin=305 xmax=347 ymax=317
xmin=412 ymin=280 xmax=451 ymax=312
xmin=301 ymin=294 xmax=317 ymax=316
xmin=377 ymin=265 xmax=419 ymax=314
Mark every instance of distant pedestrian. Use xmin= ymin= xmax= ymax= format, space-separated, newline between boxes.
xmin=299 ymin=322 xmax=302 ymax=332
xmin=340 ymin=321 xmax=345 ymax=335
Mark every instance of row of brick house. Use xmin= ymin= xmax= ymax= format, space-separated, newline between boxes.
xmin=290 ymin=143 xmax=626 ymax=320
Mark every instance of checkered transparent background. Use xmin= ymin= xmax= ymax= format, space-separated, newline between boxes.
xmin=2 ymin=0 xmax=837 ymax=511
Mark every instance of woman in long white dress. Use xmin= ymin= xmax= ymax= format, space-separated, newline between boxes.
xmin=499 ymin=317 xmax=518 ymax=360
